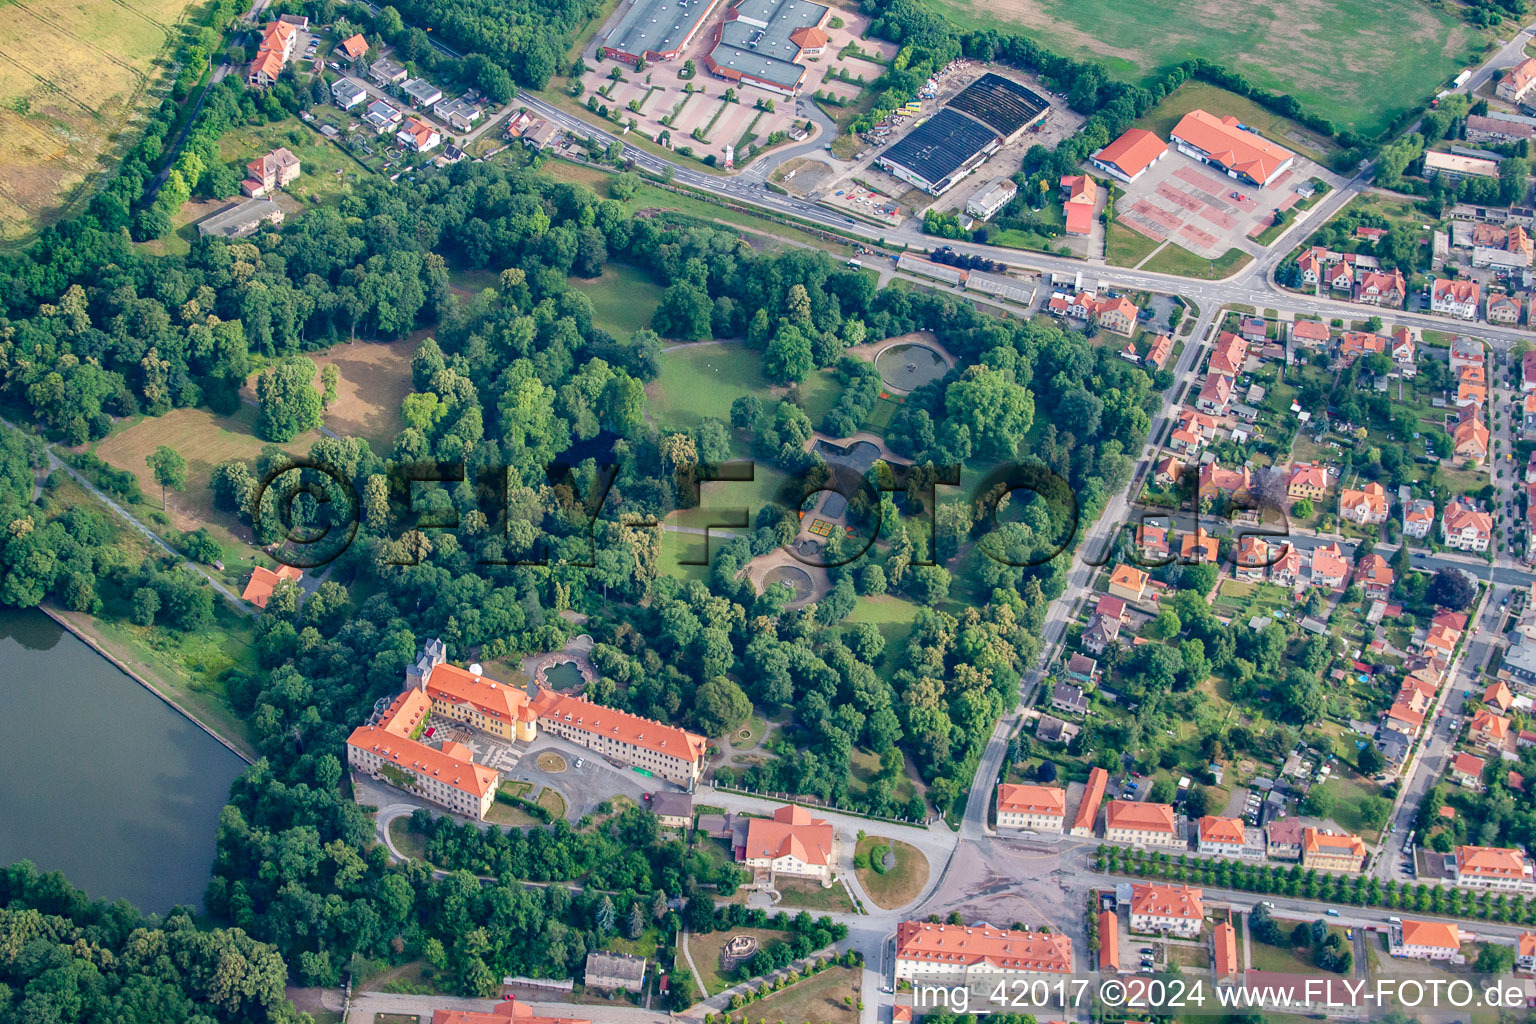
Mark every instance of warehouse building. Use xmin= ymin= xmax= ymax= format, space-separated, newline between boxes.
xmin=702 ymin=0 xmax=831 ymax=95
xmin=878 ymin=73 xmax=1047 ymax=195
xmin=601 ymin=0 xmax=724 ymax=64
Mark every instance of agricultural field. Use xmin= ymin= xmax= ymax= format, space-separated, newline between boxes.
xmin=932 ymin=0 xmax=1477 ymax=137
xmin=0 ymin=0 xmax=200 ymax=243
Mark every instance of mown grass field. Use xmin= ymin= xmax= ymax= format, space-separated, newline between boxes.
xmin=0 ymin=0 xmax=202 ymax=244
xmin=854 ymin=836 xmax=929 ymax=909
xmin=931 ymin=0 xmax=1479 ymax=137
xmin=569 ymin=263 xmax=665 ymax=338
xmin=748 ymin=966 xmax=861 ymax=1024
xmin=1132 ymin=82 xmax=1338 ymax=163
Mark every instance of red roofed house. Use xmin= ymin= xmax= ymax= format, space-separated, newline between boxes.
xmin=1060 ymin=175 xmax=1099 ymax=236
xmin=1453 ymin=411 xmax=1490 ymax=466
xmin=1498 ymin=56 xmax=1536 ymax=103
xmin=1091 ymin=294 xmax=1140 ymax=337
xmin=1295 ymin=248 xmax=1326 ymax=288
xmin=397 ymin=118 xmax=442 ymax=153
xmin=1234 ymin=535 xmax=1269 ymax=583
xmin=1301 ymin=828 xmax=1367 ymax=873
xmin=1453 ymin=846 xmax=1535 ymax=893
xmin=996 ymin=784 xmax=1066 ymax=832
xmin=1170 ymin=110 xmax=1295 ymax=186
xmin=1339 ymin=481 xmax=1389 ymax=524
xmin=1356 ymin=268 xmax=1405 ymax=307
xmin=432 ymin=999 xmax=588 ymax=1024
xmin=1269 ymin=544 xmax=1302 ymax=588
xmin=1391 ymin=326 xmax=1418 ymax=371
xmin=1308 ymin=542 xmax=1349 ymax=590
xmin=1198 ymin=460 xmax=1251 ymax=497
xmin=1144 ymin=333 xmax=1173 ymax=372
xmin=1519 ymin=932 xmax=1536 ymax=972
xmin=1072 ymin=767 xmax=1109 ymax=836
xmin=242 ymin=147 xmax=301 ymax=198
xmin=1431 ymin=278 xmax=1481 ymax=320
xmin=1197 ymin=815 xmax=1248 ymax=857
xmin=737 ymin=805 xmax=836 ymax=880
xmin=248 ymin=20 xmax=297 ymax=87
xmin=894 ymin=921 xmax=1074 ymax=982
xmin=534 ymin=686 xmax=707 ymax=784
xmin=1450 ymin=751 xmax=1486 ymax=787
xmin=1170 ymin=408 xmax=1217 ymax=454
xmin=1337 ymin=331 xmax=1386 ymax=366
xmin=1442 ymin=499 xmax=1492 ymax=551
xmin=1489 ymin=292 xmax=1522 ymax=325
xmin=1213 ymin=920 xmax=1238 ymax=981
xmin=242 ymin=564 xmax=303 ymax=608
xmin=1323 ymin=260 xmax=1354 ymax=293
xmin=1209 ymin=331 xmax=1247 ymax=376
xmin=1485 ymin=680 xmax=1514 ymax=713
xmin=1471 ymin=709 xmax=1512 ymax=754
xmin=1129 ymin=883 xmax=1205 ymax=938
xmin=1105 ymin=800 xmax=1182 ymax=848
xmin=1180 ymin=528 xmax=1219 ymax=564
xmin=1287 ymin=462 xmax=1333 ymax=503
xmin=1091 ymin=128 xmax=1169 ymax=183
xmin=339 ymin=33 xmax=370 ymax=61
xmin=1353 ymin=552 xmax=1395 ymax=598
xmin=1290 ymin=319 xmax=1330 ymax=348
xmin=1196 ymin=372 xmax=1234 ymax=414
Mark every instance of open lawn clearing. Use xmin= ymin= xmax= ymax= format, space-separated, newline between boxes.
xmin=387 ymin=818 xmax=430 ymax=863
xmin=854 ymin=837 xmax=929 ymax=909
xmin=308 ymin=338 xmax=414 ymax=449
xmin=1248 ymin=925 xmax=1349 ymax=973
xmin=843 ymin=595 xmax=920 ymax=674
xmin=848 ymin=746 xmax=916 ymax=806
xmin=934 ymin=1 xmax=1474 ymax=139
xmin=91 ymin=404 xmax=317 ymax=545
xmin=1142 ymin=243 xmax=1252 ymax=280
xmin=772 ymin=877 xmax=856 ymax=913
xmin=686 ymin=926 xmax=793 ymax=996
xmin=0 ymin=0 xmax=201 ymax=244
xmin=1106 ymin=222 xmax=1161 ymax=267
xmin=651 ymin=342 xmax=767 ymax=429
xmin=747 ymin=966 xmax=861 ymax=1024
xmin=570 ymin=263 xmax=666 ymax=338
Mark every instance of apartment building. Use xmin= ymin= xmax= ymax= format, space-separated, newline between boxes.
xmin=1104 ymin=800 xmax=1183 ymax=848
xmin=894 ymin=921 xmax=1074 ymax=983
xmin=1301 ymin=828 xmax=1367 ymax=873
xmin=996 ymin=783 xmax=1066 ymax=832
xmin=1453 ymin=846 xmax=1536 ymax=894
xmin=1390 ymin=919 xmax=1461 ymax=961
xmin=1129 ymin=883 xmax=1205 ymax=938
xmin=1197 ymin=815 xmax=1248 ymax=857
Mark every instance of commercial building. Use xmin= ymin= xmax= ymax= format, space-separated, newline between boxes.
xmin=1104 ymin=800 xmax=1182 ymax=848
xmin=347 ymin=690 xmax=500 ymax=820
xmin=735 ymin=804 xmax=835 ymax=879
xmin=966 ymin=178 xmax=1017 ymax=220
xmin=1129 ymin=883 xmax=1205 ymax=938
xmin=1425 ymin=151 xmax=1499 ymax=183
xmin=431 ymin=999 xmax=589 ymax=1024
xmin=1090 ymin=128 xmax=1168 ymax=183
xmin=603 ymin=0 xmax=725 ymax=64
xmin=894 ymin=921 xmax=1073 ymax=983
xmin=1454 ymin=846 xmax=1536 ymax=893
xmin=1169 ymin=110 xmax=1294 ymax=187
xmin=995 ymin=783 xmax=1066 ymax=832
xmin=1301 ymin=828 xmax=1367 ymax=873
xmin=879 ymin=74 xmax=1047 ymax=194
xmin=702 ymin=0 xmax=830 ymax=95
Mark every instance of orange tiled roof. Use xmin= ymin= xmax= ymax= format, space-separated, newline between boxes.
xmin=1433 ymin=278 xmax=1480 ymax=303
xmin=428 ymin=663 xmax=537 ymax=725
xmin=1095 ymin=128 xmax=1168 ymax=178
xmin=533 ymin=688 xmax=708 ymax=761
xmin=1214 ymin=921 xmax=1238 ymax=977
xmin=1472 ymin=709 xmax=1510 ymax=740
xmin=1452 ymin=752 xmax=1485 ymax=777
xmin=1288 ymin=463 xmax=1331 ymax=491
xmin=998 ymin=783 xmax=1066 ymax=816
xmin=1129 ymin=882 xmax=1204 ymax=920
xmin=789 ymin=25 xmax=828 ymax=48
xmin=1400 ymin=919 xmax=1461 ymax=950
xmin=241 ymin=564 xmax=302 ymax=607
xmin=1199 ymin=815 xmax=1246 ymax=846
xmin=1518 ymin=932 xmax=1536 ymax=958
xmin=433 ymin=999 xmax=590 ymax=1024
xmin=1171 ymin=110 xmax=1293 ymax=183
xmin=340 ymin=33 xmax=370 ymax=59
xmin=1109 ymin=564 xmax=1148 ymax=594
xmin=1302 ymin=827 xmax=1365 ymax=860
xmin=1455 ymin=845 xmax=1529 ymax=879
xmin=346 ymin=717 xmax=499 ymax=799
xmin=1099 ymin=911 xmax=1119 ymax=971
xmin=742 ymin=804 xmax=834 ymax=866
xmin=1484 ymin=680 xmax=1513 ymax=710
xmin=1074 ymin=767 xmax=1108 ymax=832
xmin=897 ymin=920 xmax=1074 ymax=973
xmin=1106 ymin=800 xmax=1176 ymax=834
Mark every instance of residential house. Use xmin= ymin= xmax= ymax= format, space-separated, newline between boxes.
xmin=1337 ymin=331 xmax=1387 ymax=366
xmin=1323 ymin=260 xmax=1354 ymax=293
xmin=1064 ymin=656 xmax=1098 ymax=686
xmin=1093 ymin=295 xmax=1139 ymax=337
xmin=1054 ymin=680 xmax=1091 ymax=714
xmin=1108 ymin=564 xmax=1149 ymax=603
xmin=893 ymin=921 xmax=1074 ymax=982
xmin=241 ymin=147 xmax=300 ymax=198
xmin=397 ymin=118 xmax=441 ymax=153
xmin=364 ymin=99 xmax=402 ymax=133
xmin=1180 ymin=528 xmax=1219 ymax=564
xmin=339 ymin=33 xmax=370 ymax=61
xmin=1523 ymin=394 xmax=1536 ymax=439
xmin=331 ymin=77 xmax=367 ymax=109
xmin=1136 ymin=521 xmax=1170 ymax=560
xmin=1295 ymin=247 xmax=1326 ymax=287
xmin=1060 ymin=174 xmax=1099 ymax=236
xmin=1453 ymin=410 xmax=1490 ymax=466
xmin=1197 ymin=815 xmax=1248 ymax=857
xmin=1390 ymin=326 xmax=1418 ymax=373
xmin=1431 ymin=278 xmax=1481 ymax=320
xmin=1286 ymin=462 xmax=1332 ymax=503
xmin=1489 ymin=292 xmax=1522 ymax=324
xmin=1128 ymin=883 xmax=1205 ymax=938
xmin=1152 ymin=455 xmax=1185 ymax=488
xmin=1471 ymin=709 xmax=1512 ymax=754
xmin=1170 ymin=409 xmax=1217 ymax=454
xmin=401 ymin=78 xmax=444 ymax=108
xmin=370 ymin=58 xmax=408 ymax=86
xmin=649 ymin=792 xmax=693 ymax=828
xmin=736 ymin=804 xmax=835 ymax=879
xmin=1210 ymin=331 xmax=1248 ymax=376
xmin=1289 ymin=319 xmax=1330 ymax=348
xmin=1403 ymin=498 xmax=1435 ymax=539
xmin=1486 ymin=680 xmax=1514 ymax=713
xmin=1518 ymin=932 xmax=1536 ymax=972
xmin=1234 ymin=535 xmax=1270 ymax=583
xmin=1301 ymin=828 xmax=1367 ymax=873
xmin=1196 ymin=373 xmax=1234 ymax=414
xmin=1450 ymin=335 xmax=1485 ymax=374
xmin=1266 ymin=818 xmax=1304 ymax=861
xmin=1357 ymin=268 xmax=1405 ymax=307
xmin=1498 ymin=57 xmax=1536 ymax=103
xmin=996 ymin=784 xmax=1067 ymax=832
xmin=1240 ymin=316 xmax=1268 ymax=342
xmin=241 ymin=564 xmax=303 ymax=607
xmin=1354 ymin=553 xmax=1395 ymax=598
xmin=1308 ymin=542 xmax=1349 ymax=590
xmin=1451 ymin=752 xmax=1486 ymax=787
xmin=247 ymin=20 xmax=297 ymax=87
xmin=1144 ymin=333 xmax=1172 ymax=372
xmin=1082 ymin=611 xmax=1122 ymax=655
xmin=1442 ymin=499 xmax=1492 ymax=550
xmin=1104 ymin=801 xmax=1183 ymax=848
xmin=1270 ymin=544 xmax=1302 ymax=588
xmin=435 ymin=96 xmax=484 ymax=133
xmin=1339 ymin=481 xmax=1389 ymax=524
xmin=1390 ymin=920 xmax=1462 ymax=961
xmin=1199 ymin=461 xmax=1252 ymax=499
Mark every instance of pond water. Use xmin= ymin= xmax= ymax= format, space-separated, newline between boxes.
xmin=874 ymin=342 xmax=947 ymax=392
xmin=541 ymin=660 xmax=584 ymax=691
xmin=0 ymin=608 xmax=246 ymax=912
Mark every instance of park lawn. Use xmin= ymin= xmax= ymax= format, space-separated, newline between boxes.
xmin=0 ymin=0 xmax=204 ymax=245
xmin=90 ymin=403 xmax=318 ymax=550
xmin=842 ymin=595 xmax=921 ymax=675
xmin=650 ymin=342 xmax=768 ymax=430
xmin=1248 ymin=934 xmax=1324 ymax=974
xmin=308 ymin=338 xmax=415 ymax=450
xmin=772 ymin=877 xmax=856 ymax=913
xmin=796 ymin=367 xmax=844 ymax=428
xmin=686 ymin=926 xmax=792 ymax=996
xmin=536 ymin=786 xmax=568 ymax=819
xmin=929 ymin=0 xmax=1477 ymax=139
xmin=1142 ymin=244 xmax=1253 ymax=280
xmin=387 ymin=818 xmax=430 ymax=862
xmin=747 ymin=966 xmax=862 ymax=1024
xmin=570 ymin=263 xmax=666 ymax=338
xmin=1107 ymin=222 xmax=1160 ymax=268
xmin=848 ymin=747 xmax=916 ymax=805
xmin=854 ymin=837 xmax=930 ymax=909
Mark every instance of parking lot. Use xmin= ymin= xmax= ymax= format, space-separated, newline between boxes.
xmin=1115 ymin=150 xmax=1325 ymax=258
